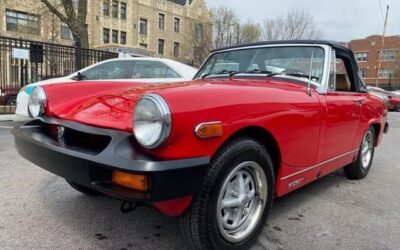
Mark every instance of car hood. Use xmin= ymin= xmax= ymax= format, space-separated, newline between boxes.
xmin=43 ymin=78 xmax=310 ymax=132
xmin=43 ymin=80 xmax=203 ymax=131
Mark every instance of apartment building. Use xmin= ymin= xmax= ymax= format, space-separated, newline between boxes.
xmin=0 ymin=0 xmax=212 ymax=65
xmin=347 ymin=35 xmax=400 ymax=89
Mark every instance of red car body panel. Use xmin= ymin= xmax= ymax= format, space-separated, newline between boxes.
xmin=388 ymin=95 xmax=400 ymax=110
xmin=42 ymin=77 xmax=387 ymax=206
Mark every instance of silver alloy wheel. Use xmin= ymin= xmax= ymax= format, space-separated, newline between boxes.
xmin=216 ymin=161 xmax=268 ymax=243
xmin=361 ymin=130 xmax=374 ymax=169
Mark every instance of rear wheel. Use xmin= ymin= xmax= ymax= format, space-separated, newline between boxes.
xmin=65 ymin=180 xmax=103 ymax=196
xmin=344 ymin=127 xmax=375 ymax=179
xmin=180 ymin=137 xmax=274 ymax=250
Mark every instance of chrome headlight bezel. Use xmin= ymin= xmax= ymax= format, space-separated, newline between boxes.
xmin=28 ymin=86 xmax=47 ymax=118
xmin=133 ymin=94 xmax=171 ymax=149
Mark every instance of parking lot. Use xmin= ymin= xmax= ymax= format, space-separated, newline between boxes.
xmin=0 ymin=113 xmax=399 ymax=250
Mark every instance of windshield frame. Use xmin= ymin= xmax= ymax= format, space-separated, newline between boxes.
xmin=194 ymin=44 xmax=331 ymax=94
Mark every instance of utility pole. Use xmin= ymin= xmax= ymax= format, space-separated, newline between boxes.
xmin=376 ymin=5 xmax=389 ymax=86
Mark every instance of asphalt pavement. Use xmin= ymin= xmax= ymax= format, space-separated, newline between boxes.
xmin=0 ymin=114 xmax=399 ymax=250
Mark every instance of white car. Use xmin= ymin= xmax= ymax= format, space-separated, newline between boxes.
xmin=16 ymin=57 xmax=197 ymax=117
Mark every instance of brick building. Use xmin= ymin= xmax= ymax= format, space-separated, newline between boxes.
xmin=346 ymin=35 xmax=400 ymax=89
xmin=0 ymin=0 xmax=212 ymax=66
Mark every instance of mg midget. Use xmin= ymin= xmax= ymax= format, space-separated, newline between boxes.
xmin=13 ymin=41 xmax=388 ymax=250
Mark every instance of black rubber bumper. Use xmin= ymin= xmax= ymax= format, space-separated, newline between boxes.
xmin=12 ymin=118 xmax=209 ymax=202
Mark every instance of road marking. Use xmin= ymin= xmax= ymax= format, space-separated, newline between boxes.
xmin=0 ymin=126 xmax=13 ymax=129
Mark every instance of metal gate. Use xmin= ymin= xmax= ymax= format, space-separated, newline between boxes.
xmin=0 ymin=36 xmax=118 ymax=113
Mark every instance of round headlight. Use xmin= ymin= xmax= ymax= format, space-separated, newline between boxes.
xmin=28 ymin=87 xmax=46 ymax=118
xmin=133 ymin=94 xmax=171 ymax=149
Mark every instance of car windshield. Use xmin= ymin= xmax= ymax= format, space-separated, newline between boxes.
xmin=195 ymin=46 xmax=326 ymax=84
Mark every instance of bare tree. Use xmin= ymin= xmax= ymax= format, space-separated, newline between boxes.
xmin=237 ymin=20 xmax=262 ymax=44
xmin=41 ymin=0 xmax=89 ymax=48
xmin=262 ymin=10 xmax=322 ymax=41
xmin=188 ymin=22 xmax=213 ymax=67
xmin=211 ymin=6 xmax=240 ymax=49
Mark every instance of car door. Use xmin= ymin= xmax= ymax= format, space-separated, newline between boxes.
xmin=320 ymin=54 xmax=366 ymax=173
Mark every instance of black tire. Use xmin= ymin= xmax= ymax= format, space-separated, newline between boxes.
xmin=180 ymin=137 xmax=275 ymax=250
xmin=395 ymin=103 xmax=400 ymax=112
xmin=65 ymin=180 xmax=103 ymax=196
xmin=344 ymin=127 xmax=375 ymax=180
xmin=6 ymin=96 xmax=16 ymax=106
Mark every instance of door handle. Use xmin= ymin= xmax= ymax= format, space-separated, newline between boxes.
xmin=353 ymin=98 xmax=365 ymax=104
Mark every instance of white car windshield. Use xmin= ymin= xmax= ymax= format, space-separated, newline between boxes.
xmin=195 ymin=46 xmax=325 ymax=84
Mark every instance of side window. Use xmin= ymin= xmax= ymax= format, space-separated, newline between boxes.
xmin=82 ymin=61 xmax=131 ymax=80
xmin=334 ymin=58 xmax=353 ymax=92
xmin=166 ymin=67 xmax=180 ymax=78
xmin=131 ymin=61 xmax=180 ymax=79
xmin=328 ymin=50 xmax=336 ymax=90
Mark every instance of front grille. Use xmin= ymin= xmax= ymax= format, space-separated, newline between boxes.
xmin=39 ymin=121 xmax=112 ymax=155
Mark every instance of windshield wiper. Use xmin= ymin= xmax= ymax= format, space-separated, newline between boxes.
xmin=229 ymin=69 xmax=273 ymax=77
xmin=201 ymin=70 xmax=236 ymax=79
xmin=268 ymin=72 xmax=320 ymax=81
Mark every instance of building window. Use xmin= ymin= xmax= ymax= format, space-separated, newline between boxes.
xmin=158 ymin=39 xmax=165 ymax=55
xmin=6 ymin=9 xmax=40 ymax=35
xmin=174 ymin=17 xmax=180 ymax=33
xmin=355 ymin=52 xmax=368 ymax=62
xmin=103 ymin=0 xmax=109 ymax=16
xmin=378 ymin=68 xmax=395 ymax=79
xmin=60 ymin=23 xmax=73 ymax=40
xmin=112 ymin=30 xmax=118 ymax=43
xmin=195 ymin=23 xmax=203 ymax=39
xmin=103 ymin=28 xmax=110 ymax=43
xmin=112 ymin=0 xmax=118 ymax=18
xmin=120 ymin=31 xmax=126 ymax=44
xmin=140 ymin=18 xmax=148 ymax=35
xmin=380 ymin=50 xmax=396 ymax=61
xmin=120 ymin=2 xmax=126 ymax=19
xmin=159 ymin=13 xmax=165 ymax=30
xmin=140 ymin=43 xmax=148 ymax=48
xmin=360 ymin=69 xmax=367 ymax=78
xmin=173 ymin=42 xmax=179 ymax=57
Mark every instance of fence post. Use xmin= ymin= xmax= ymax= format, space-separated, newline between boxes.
xmin=75 ymin=37 xmax=81 ymax=71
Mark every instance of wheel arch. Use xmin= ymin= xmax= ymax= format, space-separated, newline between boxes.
xmin=370 ymin=122 xmax=381 ymax=146
xmin=216 ymin=126 xmax=281 ymax=180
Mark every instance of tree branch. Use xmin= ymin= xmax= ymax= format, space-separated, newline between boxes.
xmin=40 ymin=0 xmax=67 ymax=23
xmin=77 ymin=0 xmax=87 ymax=24
xmin=61 ymin=0 xmax=77 ymax=23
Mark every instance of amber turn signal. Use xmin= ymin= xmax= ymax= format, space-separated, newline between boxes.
xmin=195 ymin=122 xmax=223 ymax=139
xmin=112 ymin=171 xmax=148 ymax=192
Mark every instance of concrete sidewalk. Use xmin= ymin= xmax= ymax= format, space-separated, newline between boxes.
xmin=0 ymin=114 xmax=27 ymax=121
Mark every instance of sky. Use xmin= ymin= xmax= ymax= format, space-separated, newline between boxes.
xmin=205 ymin=0 xmax=400 ymax=42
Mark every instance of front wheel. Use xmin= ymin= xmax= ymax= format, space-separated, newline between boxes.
xmin=344 ymin=126 xmax=375 ymax=179
xmin=180 ymin=137 xmax=274 ymax=250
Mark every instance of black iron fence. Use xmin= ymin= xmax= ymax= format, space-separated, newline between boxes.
xmin=0 ymin=36 xmax=118 ymax=113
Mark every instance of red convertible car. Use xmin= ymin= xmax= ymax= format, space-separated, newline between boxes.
xmin=14 ymin=41 xmax=388 ymax=250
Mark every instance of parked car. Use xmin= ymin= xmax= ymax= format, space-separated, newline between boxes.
xmin=0 ymin=87 xmax=19 ymax=106
xmin=13 ymin=41 xmax=388 ymax=250
xmin=367 ymin=86 xmax=400 ymax=111
xmin=367 ymin=90 xmax=390 ymax=107
xmin=15 ymin=57 xmax=197 ymax=117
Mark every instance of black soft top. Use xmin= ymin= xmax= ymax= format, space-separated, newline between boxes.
xmin=212 ymin=40 xmax=352 ymax=55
